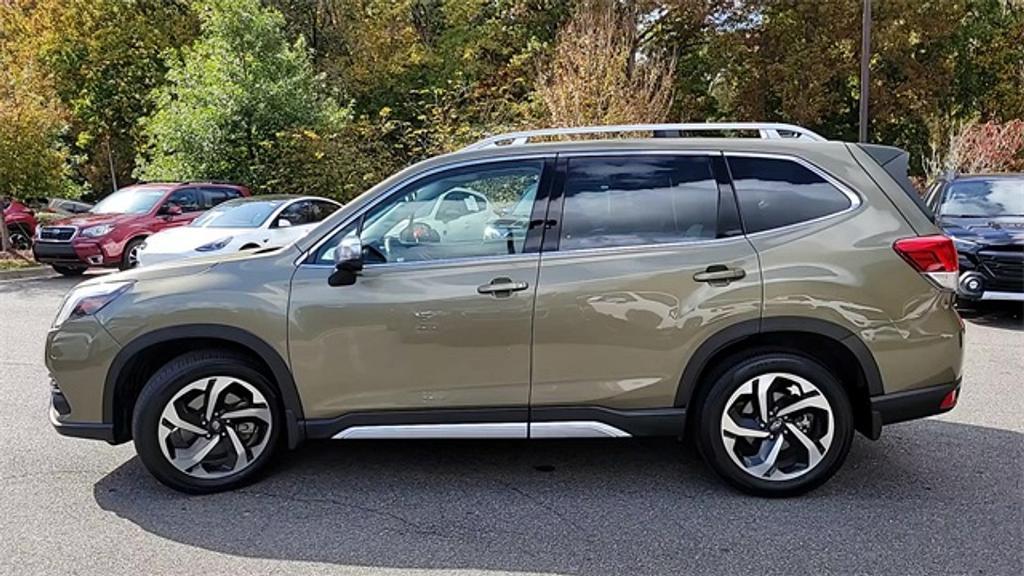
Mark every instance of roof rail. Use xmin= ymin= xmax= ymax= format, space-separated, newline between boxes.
xmin=461 ymin=122 xmax=827 ymax=151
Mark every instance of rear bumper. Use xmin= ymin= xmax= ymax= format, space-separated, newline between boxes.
xmin=865 ymin=379 xmax=960 ymax=439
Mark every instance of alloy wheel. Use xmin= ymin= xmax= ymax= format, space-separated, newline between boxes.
xmin=719 ymin=372 xmax=834 ymax=482
xmin=157 ymin=376 xmax=273 ymax=479
xmin=127 ymin=244 xmax=141 ymax=268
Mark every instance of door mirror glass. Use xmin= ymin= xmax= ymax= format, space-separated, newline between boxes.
xmin=329 ymin=235 xmax=363 ymax=287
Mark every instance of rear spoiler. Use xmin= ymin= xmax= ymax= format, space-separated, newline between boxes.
xmin=858 ymin=144 xmax=934 ymax=220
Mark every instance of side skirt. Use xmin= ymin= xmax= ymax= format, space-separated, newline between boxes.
xmin=303 ymin=406 xmax=687 ymax=440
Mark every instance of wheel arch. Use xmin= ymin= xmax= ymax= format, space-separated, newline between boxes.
xmin=103 ymin=324 xmax=305 ymax=447
xmin=675 ymin=317 xmax=884 ymax=439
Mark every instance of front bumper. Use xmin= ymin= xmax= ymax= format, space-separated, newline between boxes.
xmin=33 ymin=240 xmax=117 ymax=267
xmin=957 ymin=249 xmax=1023 ymax=301
xmin=50 ymin=406 xmax=116 ymax=442
xmin=46 ymin=316 xmax=122 ymax=442
xmin=865 ymin=379 xmax=961 ymax=439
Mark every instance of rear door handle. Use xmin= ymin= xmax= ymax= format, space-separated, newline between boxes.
xmin=694 ymin=265 xmax=746 ymax=284
xmin=477 ymin=277 xmax=529 ymax=296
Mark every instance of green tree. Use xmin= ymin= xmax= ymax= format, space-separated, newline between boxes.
xmin=136 ymin=0 xmax=348 ymax=196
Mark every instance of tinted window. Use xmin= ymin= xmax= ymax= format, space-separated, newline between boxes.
xmin=166 ymin=188 xmax=203 ymax=213
xmin=559 ymin=156 xmax=718 ymax=250
xmin=313 ymin=161 xmax=543 ymax=265
xmin=727 ymin=157 xmax=851 ymax=233
xmin=278 ymin=200 xmax=313 ymax=226
xmin=309 ymin=200 xmax=339 ymax=223
xmin=202 ymin=187 xmax=240 ymax=208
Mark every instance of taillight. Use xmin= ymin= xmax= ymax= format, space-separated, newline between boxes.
xmin=893 ymin=235 xmax=958 ymax=291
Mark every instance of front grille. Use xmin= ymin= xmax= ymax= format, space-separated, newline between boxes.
xmin=38 ymin=226 xmax=76 ymax=242
xmin=979 ymin=250 xmax=1024 ymax=292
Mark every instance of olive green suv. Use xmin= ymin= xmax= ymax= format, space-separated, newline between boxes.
xmin=47 ymin=123 xmax=964 ymax=496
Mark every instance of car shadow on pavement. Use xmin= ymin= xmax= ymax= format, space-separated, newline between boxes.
xmin=93 ymin=419 xmax=1023 ymax=576
xmin=959 ymin=301 xmax=1023 ymax=331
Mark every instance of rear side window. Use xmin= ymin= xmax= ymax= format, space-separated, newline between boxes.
xmin=727 ymin=156 xmax=852 ymax=233
xmin=203 ymin=187 xmax=242 ymax=208
xmin=559 ymin=156 xmax=719 ymax=250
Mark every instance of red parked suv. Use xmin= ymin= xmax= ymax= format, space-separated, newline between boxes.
xmin=33 ymin=182 xmax=250 ymax=276
xmin=2 ymin=198 xmax=38 ymax=250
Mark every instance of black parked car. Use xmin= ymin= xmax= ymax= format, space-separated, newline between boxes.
xmin=925 ymin=174 xmax=1024 ymax=303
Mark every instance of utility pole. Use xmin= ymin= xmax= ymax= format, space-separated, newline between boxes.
xmin=859 ymin=0 xmax=872 ymax=143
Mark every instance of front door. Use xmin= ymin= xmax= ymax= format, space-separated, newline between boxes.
xmin=289 ymin=159 xmax=551 ymax=429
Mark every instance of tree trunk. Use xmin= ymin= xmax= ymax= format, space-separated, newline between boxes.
xmin=0 ymin=205 xmax=10 ymax=254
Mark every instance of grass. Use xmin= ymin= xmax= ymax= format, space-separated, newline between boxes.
xmin=0 ymin=250 xmax=39 ymax=271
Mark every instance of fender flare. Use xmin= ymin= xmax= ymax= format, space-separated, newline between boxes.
xmin=103 ymin=324 xmax=305 ymax=445
xmin=673 ymin=316 xmax=884 ymax=407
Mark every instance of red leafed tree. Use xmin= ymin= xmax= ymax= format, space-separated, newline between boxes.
xmin=927 ymin=120 xmax=1024 ymax=180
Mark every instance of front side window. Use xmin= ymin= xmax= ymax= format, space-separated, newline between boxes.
xmin=559 ymin=156 xmax=719 ymax=251
xmin=166 ymin=188 xmax=203 ymax=213
xmin=314 ymin=161 xmax=544 ymax=265
xmin=727 ymin=156 xmax=852 ymax=233
xmin=277 ymin=201 xmax=313 ymax=226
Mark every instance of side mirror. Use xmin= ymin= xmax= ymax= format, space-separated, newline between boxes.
xmin=276 ymin=218 xmax=292 ymax=228
xmin=328 ymin=236 xmax=363 ymax=287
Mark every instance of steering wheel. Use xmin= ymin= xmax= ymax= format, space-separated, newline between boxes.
xmin=398 ymin=221 xmax=441 ymax=244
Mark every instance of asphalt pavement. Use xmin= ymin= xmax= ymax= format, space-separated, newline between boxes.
xmin=1 ymin=273 xmax=1021 ymax=576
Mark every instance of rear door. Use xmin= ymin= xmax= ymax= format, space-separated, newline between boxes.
xmin=530 ymin=153 xmax=763 ymax=422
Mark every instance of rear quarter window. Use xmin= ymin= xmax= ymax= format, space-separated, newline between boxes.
xmin=726 ymin=156 xmax=852 ymax=233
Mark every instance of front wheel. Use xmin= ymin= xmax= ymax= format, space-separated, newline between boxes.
xmin=120 ymin=237 xmax=145 ymax=270
xmin=696 ymin=352 xmax=853 ymax=497
xmin=132 ymin=350 xmax=281 ymax=494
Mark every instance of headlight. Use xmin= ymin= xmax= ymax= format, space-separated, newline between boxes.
xmin=195 ymin=236 xmax=233 ymax=252
xmin=53 ymin=281 xmax=133 ymax=327
xmin=81 ymin=224 xmax=113 ymax=238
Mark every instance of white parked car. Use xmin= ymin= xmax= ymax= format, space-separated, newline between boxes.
xmin=137 ymin=195 xmax=341 ymax=267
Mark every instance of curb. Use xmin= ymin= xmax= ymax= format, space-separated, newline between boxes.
xmin=0 ymin=266 xmax=53 ymax=282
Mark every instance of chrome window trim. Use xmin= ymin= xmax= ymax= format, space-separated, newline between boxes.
xmin=296 ymin=153 xmax=555 ymax=267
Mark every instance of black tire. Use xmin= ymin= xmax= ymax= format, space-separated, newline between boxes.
xmin=120 ymin=237 xmax=145 ymax=270
xmin=695 ymin=351 xmax=853 ymax=497
xmin=52 ymin=265 xmax=86 ymax=277
xmin=6 ymin=225 xmax=31 ymax=250
xmin=131 ymin=350 xmax=282 ymax=494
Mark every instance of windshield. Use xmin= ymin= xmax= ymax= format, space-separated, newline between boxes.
xmin=90 ymin=187 xmax=168 ymax=214
xmin=190 ymin=200 xmax=282 ymax=228
xmin=941 ymin=178 xmax=1024 ymax=217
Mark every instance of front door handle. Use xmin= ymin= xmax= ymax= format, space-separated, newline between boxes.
xmin=477 ymin=277 xmax=529 ymax=296
xmin=694 ymin=265 xmax=746 ymax=285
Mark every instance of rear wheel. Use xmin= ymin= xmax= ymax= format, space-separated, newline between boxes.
xmin=696 ymin=352 xmax=853 ymax=497
xmin=52 ymin=265 xmax=86 ymax=277
xmin=131 ymin=350 xmax=281 ymax=494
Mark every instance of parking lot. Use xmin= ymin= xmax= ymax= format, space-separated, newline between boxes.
xmin=0 ymin=273 xmax=1021 ymax=576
